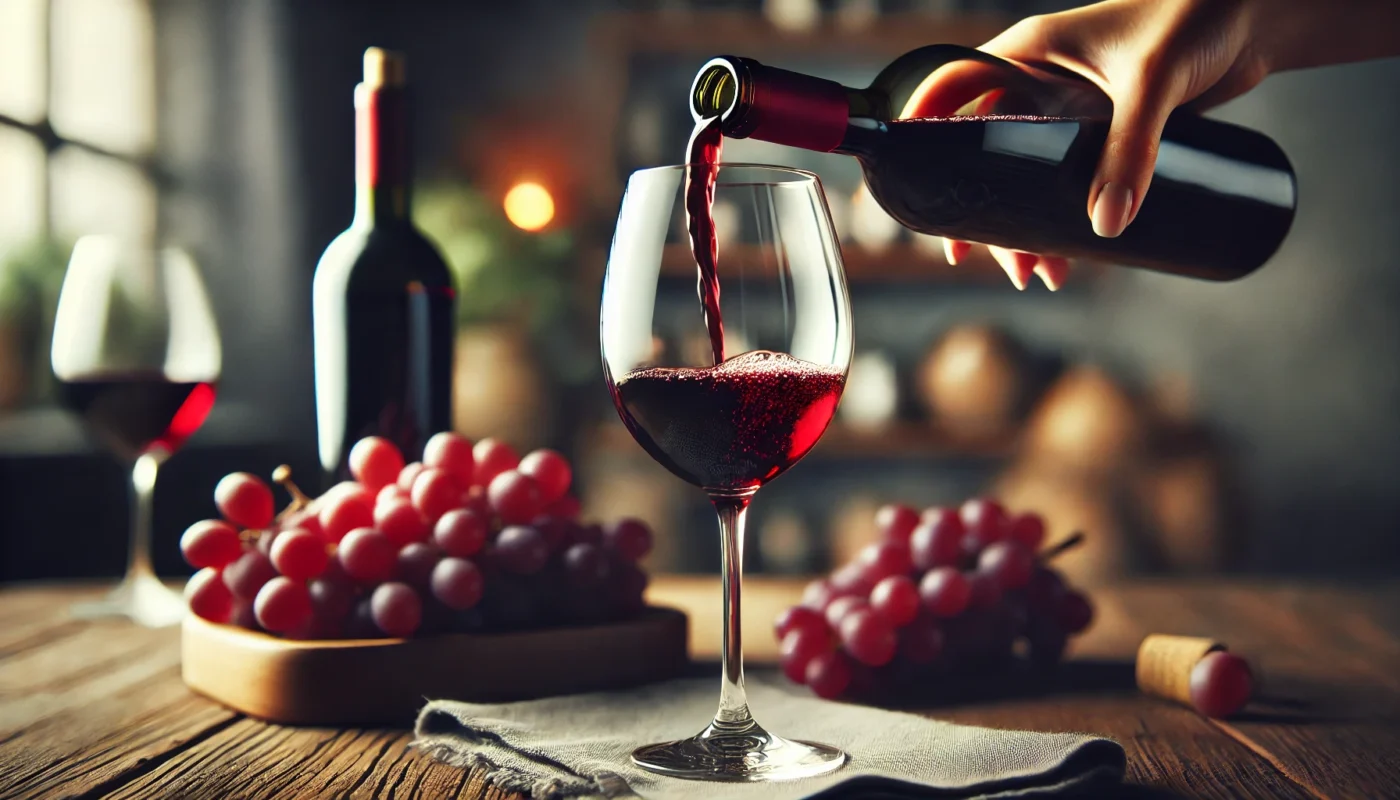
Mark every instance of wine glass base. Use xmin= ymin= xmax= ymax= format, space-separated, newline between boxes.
xmin=631 ymin=720 xmax=846 ymax=782
xmin=71 ymin=572 xmax=186 ymax=628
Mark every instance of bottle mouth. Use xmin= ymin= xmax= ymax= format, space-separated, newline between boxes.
xmin=691 ymin=58 xmax=742 ymax=120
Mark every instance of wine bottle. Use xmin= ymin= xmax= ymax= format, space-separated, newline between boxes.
xmin=313 ymin=48 xmax=455 ymax=483
xmin=690 ymin=46 xmax=1296 ymax=280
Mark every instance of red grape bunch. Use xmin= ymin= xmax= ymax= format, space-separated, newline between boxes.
xmin=776 ymin=498 xmax=1095 ymax=700
xmin=180 ymin=433 xmax=654 ymax=640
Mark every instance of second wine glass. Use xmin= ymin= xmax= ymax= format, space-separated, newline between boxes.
xmin=601 ymin=164 xmax=852 ymax=781
xmin=51 ymin=235 xmax=222 ymax=627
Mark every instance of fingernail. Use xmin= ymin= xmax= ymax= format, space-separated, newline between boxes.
xmin=944 ymin=238 xmax=971 ymax=266
xmin=1010 ymin=252 xmax=1037 ymax=290
xmin=1091 ymin=182 xmax=1133 ymax=238
xmin=1035 ymin=264 xmax=1061 ymax=292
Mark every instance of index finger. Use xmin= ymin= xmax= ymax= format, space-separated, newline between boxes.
xmin=899 ymin=59 xmax=1011 ymax=118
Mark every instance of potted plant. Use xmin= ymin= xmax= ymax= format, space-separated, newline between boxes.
xmin=0 ymin=238 xmax=69 ymax=411
xmin=413 ymin=182 xmax=574 ymax=451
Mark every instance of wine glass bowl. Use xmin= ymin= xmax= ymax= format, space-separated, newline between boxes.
xmin=51 ymin=235 xmax=222 ymax=627
xmin=603 ymin=164 xmax=852 ymax=495
xmin=601 ymin=164 xmax=851 ymax=781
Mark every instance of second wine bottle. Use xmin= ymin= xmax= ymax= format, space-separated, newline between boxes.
xmin=313 ymin=47 xmax=455 ymax=484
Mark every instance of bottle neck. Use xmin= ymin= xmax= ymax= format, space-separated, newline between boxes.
xmin=693 ymin=57 xmax=877 ymax=156
xmin=354 ymin=82 xmax=411 ymax=226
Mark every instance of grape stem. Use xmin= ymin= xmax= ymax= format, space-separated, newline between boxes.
xmin=1040 ymin=531 xmax=1085 ymax=562
xmin=272 ymin=464 xmax=312 ymax=520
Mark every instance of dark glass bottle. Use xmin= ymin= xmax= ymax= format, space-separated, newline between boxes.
xmin=313 ymin=48 xmax=455 ymax=483
xmin=690 ymin=45 xmax=1296 ymax=280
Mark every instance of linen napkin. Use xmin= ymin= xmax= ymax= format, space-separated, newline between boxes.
xmin=414 ymin=673 xmax=1125 ymax=799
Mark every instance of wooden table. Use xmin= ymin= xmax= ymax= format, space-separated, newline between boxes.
xmin=3 ymin=579 xmax=1399 ymax=799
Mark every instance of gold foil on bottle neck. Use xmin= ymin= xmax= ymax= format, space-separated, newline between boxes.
xmin=364 ymin=47 xmax=406 ymax=88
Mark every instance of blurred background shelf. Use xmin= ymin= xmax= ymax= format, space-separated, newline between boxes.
xmin=6 ymin=0 xmax=1399 ymax=587
xmin=583 ymin=420 xmax=1018 ymax=461
xmin=818 ymin=422 xmax=1018 ymax=459
xmin=584 ymin=243 xmax=1105 ymax=285
xmin=589 ymin=10 xmax=1012 ymax=57
xmin=574 ymin=9 xmax=1013 ymax=217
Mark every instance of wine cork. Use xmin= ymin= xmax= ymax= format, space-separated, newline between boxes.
xmin=1136 ymin=634 xmax=1225 ymax=706
xmin=363 ymin=47 xmax=406 ymax=88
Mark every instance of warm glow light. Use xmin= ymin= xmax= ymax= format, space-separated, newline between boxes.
xmin=503 ymin=182 xmax=554 ymax=231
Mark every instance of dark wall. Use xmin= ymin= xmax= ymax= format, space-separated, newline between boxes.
xmin=7 ymin=1 xmax=1397 ymax=580
xmin=1096 ymin=58 xmax=1400 ymax=574
xmin=283 ymin=2 xmax=1400 ymax=575
xmin=284 ymin=0 xmax=605 ymax=276
xmin=189 ymin=2 xmax=1400 ymax=578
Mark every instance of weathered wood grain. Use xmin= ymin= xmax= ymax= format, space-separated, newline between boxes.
xmin=102 ymin=720 xmax=512 ymax=800
xmin=1112 ymin=583 xmax=1400 ymax=800
xmin=0 ymin=608 xmax=242 ymax=800
xmin=0 ymin=621 xmax=183 ymax=735
xmin=0 ymin=584 xmax=104 ymax=625
xmin=936 ymin=693 xmax=1313 ymax=799
xmin=1 ymin=581 xmax=1398 ymax=800
xmin=1211 ymin=589 xmax=1400 ymax=800
xmin=0 ymin=584 xmax=108 ymax=659
xmin=2 ymin=686 xmax=237 ymax=800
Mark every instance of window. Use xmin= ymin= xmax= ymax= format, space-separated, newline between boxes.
xmin=0 ymin=0 xmax=158 ymax=249
xmin=1 ymin=0 xmax=164 ymax=432
xmin=3 ymin=0 xmax=306 ymax=447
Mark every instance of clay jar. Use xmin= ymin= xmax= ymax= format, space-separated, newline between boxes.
xmin=917 ymin=324 xmax=1027 ymax=441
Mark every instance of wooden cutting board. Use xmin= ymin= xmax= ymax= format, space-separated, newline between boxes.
xmin=182 ymin=607 xmax=689 ymax=726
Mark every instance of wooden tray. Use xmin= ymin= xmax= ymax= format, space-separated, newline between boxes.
xmin=182 ymin=607 xmax=689 ymax=726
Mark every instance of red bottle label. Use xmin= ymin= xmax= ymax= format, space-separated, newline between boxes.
xmin=355 ymin=86 xmax=408 ymax=190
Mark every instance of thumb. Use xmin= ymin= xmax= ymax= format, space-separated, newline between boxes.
xmin=1089 ymin=79 xmax=1179 ymax=238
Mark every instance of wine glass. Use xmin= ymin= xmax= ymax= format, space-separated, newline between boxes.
xmin=601 ymin=164 xmax=852 ymax=781
xmin=51 ymin=235 xmax=222 ymax=627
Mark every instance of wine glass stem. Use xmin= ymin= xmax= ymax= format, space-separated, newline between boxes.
xmin=124 ymin=451 xmax=165 ymax=580
xmin=712 ymin=491 xmax=756 ymax=731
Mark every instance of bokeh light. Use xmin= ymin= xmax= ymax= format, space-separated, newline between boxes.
xmin=503 ymin=181 xmax=555 ymax=231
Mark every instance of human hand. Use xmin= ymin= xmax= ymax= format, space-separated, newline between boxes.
xmin=936 ymin=0 xmax=1272 ymax=290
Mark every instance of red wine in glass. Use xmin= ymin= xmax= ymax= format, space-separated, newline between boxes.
xmin=59 ymin=373 xmax=217 ymax=460
xmin=612 ymin=350 xmax=844 ymax=492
